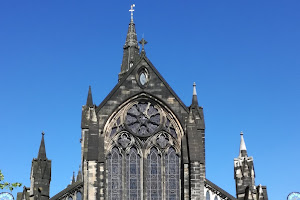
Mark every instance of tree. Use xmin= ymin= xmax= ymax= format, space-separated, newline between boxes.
xmin=0 ymin=170 xmax=22 ymax=191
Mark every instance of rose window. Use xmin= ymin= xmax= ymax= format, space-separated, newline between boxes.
xmin=125 ymin=102 xmax=160 ymax=137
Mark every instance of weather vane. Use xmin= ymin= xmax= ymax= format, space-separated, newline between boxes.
xmin=129 ymin=4 xmax=135 ymax=21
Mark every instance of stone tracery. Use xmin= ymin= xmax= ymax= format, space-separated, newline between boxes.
xmin=105 ymin=98 xmax=183 ymax=200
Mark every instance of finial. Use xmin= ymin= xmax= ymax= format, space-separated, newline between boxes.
xmin=139 ymin=38 xmax=148 ymax=53
xmin=129 ymin=4 xmax=135 ymax=21
xmin=240 ymin=131 xmax=243 ymax=136
xmin=193 ymin=82 xmax=197 ymax=96
xmin=42 ymin=131 xmax=45 ymax=136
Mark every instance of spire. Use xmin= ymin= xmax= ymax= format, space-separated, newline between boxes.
xmin=192 ymin=82 xmax=199 ymax=106
xmin=76 ymin=165 xmax=82 ymax=182
xmin=86 ymin=86 xmax=93 ymax=107
xmin=72 ymin=171 xmax=76 ymax=184
xmin=119 ymin=4 xmax=140 ymax=79
xmin=239 ymin=131 xmax=248 ymax=157
xmin=38 ymin=131 xmax=47 ymax=160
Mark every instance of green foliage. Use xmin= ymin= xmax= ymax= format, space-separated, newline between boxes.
xmin=0 ymin=170 xmax=22 ymax=191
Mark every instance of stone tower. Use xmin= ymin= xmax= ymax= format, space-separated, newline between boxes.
xmin=234 ymin=132 xmax=268 ymax=200
xmin=29 ymin=133 xmax=51 ymax=200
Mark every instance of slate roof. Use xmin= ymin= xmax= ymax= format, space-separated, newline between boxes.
xmin=205 ymin=179 xmax=237 ymax=200
xmin=50 ymin=181 xmax=83 ymax=200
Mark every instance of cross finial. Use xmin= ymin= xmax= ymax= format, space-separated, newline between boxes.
xmin=139 ymin=38 xmax=148 ymax=51
xmin=129 ymin=4 xmax=135 ymax=21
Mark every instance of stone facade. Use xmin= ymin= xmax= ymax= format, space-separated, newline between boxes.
xmin=17 ymin=11 xmax=268 ymax=200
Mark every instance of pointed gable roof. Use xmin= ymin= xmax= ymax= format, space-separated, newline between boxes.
xmin=96 ymin=54 xmax=189 ymax=122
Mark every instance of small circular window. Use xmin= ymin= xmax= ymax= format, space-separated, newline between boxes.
xmin=139 ymin=72 xmax=148 ymax=85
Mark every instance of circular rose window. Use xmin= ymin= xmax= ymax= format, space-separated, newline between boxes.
xmin=125 ymin=102 xmax=160 ymax=137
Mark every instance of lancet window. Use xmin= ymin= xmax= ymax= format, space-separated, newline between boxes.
xmin=76 ymin=192 xmax=82 ymax=200
xmin=126 ymin=148 xmax=141 ymax=200
xmin=206 ymin=191 xmax=211 ymax=200
xmin=107 ymin=147 xmax=123 ymax=200
xmin=147 ymin=148 xmax=162 ymax=199
xmin=165 ymin=147 xmax=180 ymax=199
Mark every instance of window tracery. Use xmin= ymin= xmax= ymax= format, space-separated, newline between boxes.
xmin=105 ymin=98 xmax=183 ymax=200
xmin=125 ymin=102 xmax=160 ymax=137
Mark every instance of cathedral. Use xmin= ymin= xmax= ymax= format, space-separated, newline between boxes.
xmin=17 ymin=5 xmax=268 ymax=200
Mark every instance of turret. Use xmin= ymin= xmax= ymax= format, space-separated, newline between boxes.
xmin=185 ymin=82 xmax=206 ymax=199
xmin=234 ymin=132 xmax=268 ymax=200
xmin=29 ymin=132 xmax=51 ymax=200
xmin=81 ymin=85 xmax=100 ymax=200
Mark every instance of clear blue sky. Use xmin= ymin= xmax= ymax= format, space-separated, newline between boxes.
xmin=0 ymin=1 xmax=299 ymax=200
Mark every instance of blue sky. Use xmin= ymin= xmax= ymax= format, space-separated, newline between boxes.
xmin=0 ymin=1 xmax=299 ymax=200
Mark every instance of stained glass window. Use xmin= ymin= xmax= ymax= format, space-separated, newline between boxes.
xmin=76 ymin=192 xmax=82 ymax=200
xmin=107 ymin=147 xmax=123 ymax=200
xmin=206 ymin=191 xmax=210 ymax=200
xmin=147 ymin=148 xmax=162 ymax=200
xmin=165 ymin=147 xmax=180 ymax=200
xmin=126 ymin=148 xmax=141 ymax=200
xmin=106 ymin=100 xmax=183 ymax=199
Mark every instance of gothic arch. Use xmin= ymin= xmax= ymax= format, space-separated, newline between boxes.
xmin=104 ymin=94 xmax=183 ymax=200
xmin=103 ymin=93 xmax=184 ymax=142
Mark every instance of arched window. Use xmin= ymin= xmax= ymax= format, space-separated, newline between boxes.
xmin=206 ymin=191 xmax=210 ymax=200
xmin=214 ymin=195 xmax=218 ymax=200
xmin=147 ymin=148 xmax=162 ymax=199
xmin=126 ymin=148 xmax=141 ymax=199
xmin=68 ymin=196 xmax=73 ymax=200
xmin=107 ymin=147 xmax=123 ymax=199
xmin=105 ymin=100 xmax=184 ymax=199
xmin=165 ymin=147 xmax=180 ymax=200
xmin=76 ymin=192 xmax=82 ymax=200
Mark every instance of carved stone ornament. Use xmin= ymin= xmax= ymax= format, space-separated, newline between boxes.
xmin=118 ymin=134 xmax=131 ymax=148
xmin=157 ymin=134 xmax=168 ymax=148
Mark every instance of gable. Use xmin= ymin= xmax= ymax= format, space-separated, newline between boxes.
xmin=96 ymin=55 xmax=189 ymax=131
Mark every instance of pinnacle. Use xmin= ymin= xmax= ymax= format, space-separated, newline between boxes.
xmin=239 ymin=131 xmax=248 ymax=157
xmin=86 ymin=86 xmax=93 ymax=107
xmin=38 ymin=132 xmax=47 ymax=160
xmin=192 ymin=82 xmax=198 ymax=106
